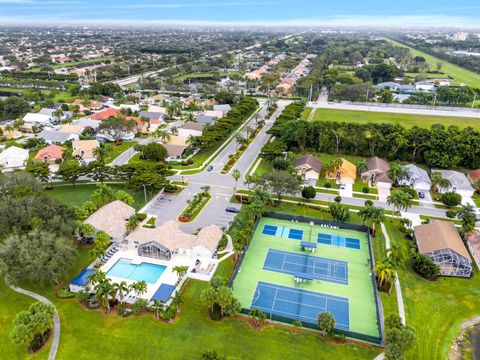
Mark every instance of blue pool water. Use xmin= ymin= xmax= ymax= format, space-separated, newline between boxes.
xmin=106 ymin=258 xmax=166 ymax=284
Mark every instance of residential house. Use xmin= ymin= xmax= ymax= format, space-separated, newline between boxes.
xmin=36 ymin=129 xmax=79 ymax=144
xmin=164 ymin=144 xmax=186 ymax=160
xmin=327 ymin=158 xmax=357 ymax=184
xmin=467 ymin=231 xmax=480 ymax=269
xmin=276 ymin=82 xmax=293 ymax=95
xmin=203 ymin=110 xmax=225 ymax=119
xmin=72 ymin=140 xmax=99 ymax=164
xmin=34 ymin=145 xmax=64 ymax=164
xmin=414 ymin=220 xmax=472 ymax=278
xmin=376 ymin=82 xmax=401 ymax=91
xmin=147 ymin=105 xmax=167 ymax=114
xmin=89 ymin=108 xmax=121 ymax=121
xmin=361 ymin=157 xmax=393 ymax=189
xmin=0 ymin=146 xmax=29 ymax=171
xmin=467 ymin=168 xmax=480 ymax=187
xmin=38 ymin=108 xmax=73 ymax=122
xmin=0 ymin=126 xmax=22 ymax=140
xmin=294 ymin=155 xmax=322 ymax=181
xmin=73 ymin=99 xmax=103 ymax=112
xmin=415 ymin=81 xmax=436 ymax=92
xmin=178 ymin=123 xmax=203 ymax=138
xmin=431 ymin=169 xmax=475 ymax=197
xmin=58 ymin=124 xmax=84 ymax=136
xmin=213 ymin=104 xmax=231 ymax=116
xmin=84 ymin=200 xmax=136 ymax=242
xmin=196 ymin=115 xmax=217 ymax=124
xmin=126 ymin=221 xmax=223 ymax=260
xmin=71 ymin=118 xmax=101 ymax=130
xmin=23 ymin=112 xmax=52 ymax=125
xmin=139 ymin=111 xmax=165 ymax=122
xmin=399 ymin=164 xmax=432 ymax=191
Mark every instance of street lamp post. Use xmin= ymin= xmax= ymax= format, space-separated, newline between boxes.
xmin=143 ymin=184 xmax=147 ymax=204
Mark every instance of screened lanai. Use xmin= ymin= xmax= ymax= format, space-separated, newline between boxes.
xmin=138 ymin=241 xmax=171 ymax=260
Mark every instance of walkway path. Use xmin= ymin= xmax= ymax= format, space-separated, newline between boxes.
xmin=9 ymin=286 xmax=60 ymax=360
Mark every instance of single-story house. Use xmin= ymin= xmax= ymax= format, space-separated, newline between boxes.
xmin=39 ymin=108 xmax=73 ymax=121
xmin=139 ymin=111 xmax=165 ymax=122
xmin=84 ymin=200 xmax=136 ymax=242
xmin=431 ymin=169 xmax=475 ymax=197
xmin=326 ymin=158 xmax=356 ymax=184
xmin=467 ymin=168 xmax=480 ymax=187
xmin=414 ymin=220 xmax=472 ymax=278
xmin=126 ymin=221 xmax=223 ymax=260
xmin=178 ymin=126 xmax=203 ymax=138
xmin=276 ymin=82 xmax=293 ymax=95
xmin=0 ymin=126 xmax=22 ymax=139
xmin=72 ymin=139 xmax=99 ymax=164
xmin=36 ymin=129 xmax=79 ymax=144
xmin=196 ymin=115 xmax=216 ymax=124
xmin=89 ymin=108 xmax=121 ymax=121
xmin=147 ymin=105 xmax=167 ymax=114
xmin=361 ymin=157 xmax=393 ymax=189
xmin=467 ymin=231 xmax=480 ymax=269
xmin=58 ymin=124 xmax=84 ymax=135
xmin=203 ymin=110 xmax=224 ymax=119
xmin=294 ymin=154 xmax=322 ymax=181
xmin=183 ymin=123 xmax=204 ymax=132
xmin=34 ymin=145 xmax=64 ymax=164
xmin=415 ymin=81 xmax=436 ymax=92
xmin=73 ymin=99 xmax=103 ymax=112
xmin=0 ymin=146 xmax=29 ymax=171
xmin=399 ymin=164 xmax=432 ymax=191
xmin=23 ymin=112 xmax=52 ymax=125
xmin=165 ymin=144 xmax=186 ymax=160
xmin=376 ymin=82 xmax=401 ymax=92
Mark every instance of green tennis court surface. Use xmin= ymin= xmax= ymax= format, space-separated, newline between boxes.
xmin=231 ymin=216 xmax=380 ymax=341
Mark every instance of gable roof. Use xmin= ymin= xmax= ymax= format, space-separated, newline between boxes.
xmin=213 ymin=104 xmax=232 ymax=113
xmin=89 ymin=108 xmax=120 ymax=120
xmin=58 ymin=124 xmax=84 ymax=135
xmin=364 ymin=156 xmax=392 ymax=183
xmin=293 ymin=155 xmax=322 ymax=174
xmin=37 ymin=130 xmax=77 ymax=143
xmin=468 ymin=169 xmax=480 ymax=184
xmin=72 ymin=140 xmax=99 ymax=158
xmin=196 ymin=115 xmax=216 ymax=124
xmin=339 ymin=158 xmax=356 ymax=179
xmin=84 ymin=200 xmax=135 ymax=239
xmin=165 ymin=144 xmax=186 ymax=157
xmin=0 ymin=146 xmax=29 ymax=161
xmin=23 ymin=112 xmax=51 ymax=124
xmin=71 ymin=118 xmax=101 ymax=130
xmin=404 ymin=164 xmax=431 ymax=184
xmin=414 ymin=220 xmax=470 ymax=260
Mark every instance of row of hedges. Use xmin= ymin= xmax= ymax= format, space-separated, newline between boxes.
xmin=221 ymin=125 xmax=262 ymax=174
xmin=178 ymin=192 xmax=211 ymax=222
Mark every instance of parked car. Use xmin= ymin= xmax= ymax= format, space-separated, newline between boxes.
xmin=418 ymin=192 xmax=425 ymax=199
xmin=207 ymin=165 xmax=213 ymax=171
xmin=340 ymin=183 xmax=346 ymax=190
xmin=225 ymin=207 xmax=240 ymax=213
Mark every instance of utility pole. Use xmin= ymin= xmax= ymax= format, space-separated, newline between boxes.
xmin=432 ymin=92 xmax=437 ymax=110
xmin=309 ymin=84 xmax=313 ymax=102
xmin=365 ymin=88 xmax=369 ymax=106
xmin=472 ymin=93 xmax=477 ymax=111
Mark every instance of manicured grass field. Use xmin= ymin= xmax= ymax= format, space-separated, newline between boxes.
xmin=0 ymin=87 xmax=75 ymax=102
xmin=25 ymin=56 xmax=115 ymax=72
xmin=46 ymin=183 xmax=156 ymax=210
xmin=386 ymin=39 xmax=480 ymax=88
xmin=309 ymin=108 xmax=480 ymax=130
xmin=172 ymin=71 xmax=237 ymax=81
xmin=301 ymin=107 xmax=313 ymax=120
xmin=0 ymin=246 xmax=380 ymax=360
xmin=106 ymin=141 xmax=136 ymax=163
xmin=232 ymin=217 xmax=380 ymax=340
xmin=383 ymin=221 xmax=480 ymax=359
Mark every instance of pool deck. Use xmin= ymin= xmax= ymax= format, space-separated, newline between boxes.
xmin=99 ymin=248 xmax=192 ymax=302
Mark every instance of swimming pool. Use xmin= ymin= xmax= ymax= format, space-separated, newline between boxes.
xmin=106 ymin=258 xmax=166 ymax=284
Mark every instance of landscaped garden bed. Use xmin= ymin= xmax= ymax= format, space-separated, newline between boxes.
xmin=221 ymin=125 xmax=262 ymax=174
xmin=178 ymin=190 xmax=211 ymax=222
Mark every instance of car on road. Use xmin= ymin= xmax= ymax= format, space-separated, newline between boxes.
xmin=207 ymin=165 xmax=213 ymax=171
xmin=225 ymin=207 xmax=240 ymax=213
xmin=418 ymin=192 xmax=425 ymax=199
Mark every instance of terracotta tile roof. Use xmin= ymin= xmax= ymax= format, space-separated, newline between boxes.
xmin=89 ymin=108 xmax=121 ymax=120
xmin=34 ymin=145 xmax=64 ymax=161
xmin=468 ymin=169 xmax=480 ymax=183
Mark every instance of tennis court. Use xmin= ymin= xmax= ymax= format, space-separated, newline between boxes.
xmin=317 ymin=233 xmax=361 ymax=249
xmin=252 ymin=282 xmax=350 ymax=331
xmin=262 ymin=224 xmax=304 ymax=240
xmin=263 ymin=249 xmax=348 ymax=285
xmin=232 ymin=216 xmax=381 ymax=342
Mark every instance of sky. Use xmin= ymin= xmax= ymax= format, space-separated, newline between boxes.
xmin=0 ymin=0 xmax=479 ymax=28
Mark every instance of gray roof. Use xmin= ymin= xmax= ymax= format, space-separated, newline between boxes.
xmin=139 ymin=111 xmax=165 ymax=120
xmin=431 ymin=169 xmax=474 ymax=191
xmin=36 ymin=130 xmax=76 ymax=143
xmin=294 ymin=154 xmax=322 ymax=174
xmin=183 ymin=123 xmax=204 ymax=131
xmin=71 ymin=118 xmax=101 ymax=130
xmin=213 ymin=104 xmax=232 ymax=113
xmin=404 ymin=164 xmax=431 ymax=185
xmin=39 ymin=108 xmax=73 ymax=119
xmin=196 ymin=115 xmax=216 ymax=124
xmin=377 ymin=82 xmax=400 ymax=90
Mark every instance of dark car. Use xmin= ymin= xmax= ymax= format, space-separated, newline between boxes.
xmin=418 ymin=191 xmax=425 ymax=199
xmin=226 ymin=207 xmax=240 ymax=213
xmin=207 ymin=165 xmax=213 ymax=171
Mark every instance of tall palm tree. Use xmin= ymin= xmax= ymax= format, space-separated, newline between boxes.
xmin=153 ymin=299 xmax=164 ymax=320
xmin=93 ymin=146 xmax=107 ymax=164
xmin=232 ymin=169 xmax=241 ymax=190
xmin=234 ymin=132 xmax=245 ymax=150
xmin=62 ymin=147 xmax=73 ymax=161
xmin=388 ymin=163 xmax=409 ymax=184
xmin=171 ymin=292 xmax=183 ymax=313
xmin=245 ymin=126 xmax=255 ymax=139
xmin=113 ymin=281 xmax=129 ymax=303
xmin=130 ymin=280 xmax=148 ymax=298
xmin=358 ymin=205 xmax=385 ymax=236
xmin=94 ymin=278 xmax=113 ymax=313
xmin=387 ymin=189 xmax=413 ymax=217
xmin=184 ymin=113 xmax=195 ymax=123
xmin=431 ymin=172 xmax=451 ymax=193
xmin=88 ymin=270 xmax=107 ymax=286
xmin=154 ymin=129 xmax=171 ymax=143
xmin=171 ymin=126 xmax=179 ymax=136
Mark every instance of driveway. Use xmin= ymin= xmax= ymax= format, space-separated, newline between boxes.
xmin=339 ymin=183 xmax=353 ymax=198
xmin=377 ymin=187 xmax=391 ymax=202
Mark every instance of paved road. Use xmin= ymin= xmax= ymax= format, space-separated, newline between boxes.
xmin=308 ymin=101 xmax=480 ymax=119
xmin=10 ymin=286 xmax=60 ymax=360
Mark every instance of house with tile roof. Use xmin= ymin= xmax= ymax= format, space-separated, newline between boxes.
xmin=361 ymin=157 xmax=393 ymax=189
xmin=326 ymin=158 xmax=357 ymax=184
xmin=294 ymin=154 xmax=322 ymax=181
xmin=431 ymin=169 xmax=474 ymax=197
xmin=34 ymin=145 xmax=63 ymax=164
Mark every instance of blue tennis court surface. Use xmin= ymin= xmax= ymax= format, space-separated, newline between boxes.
xmin=262 ymin=224 xmax=303 ymax=240
xmin=263 ymin=249 xmax=348 ymax=285
xmin=251 ymin=282 xmax=350 ymax=331
xmin=317 ymin=233 xmax=361 ymax=249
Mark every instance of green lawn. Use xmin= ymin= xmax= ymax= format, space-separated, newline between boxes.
xmin=309 ymin=108 xmax=480 ymax=130
xmin=26 ymin=56 xmax=115 ymax=72
xmin=0 ymin=247 xmax=380 ymax=360
xmin=46 ymin=183 xmax=156 ymax=210
xmin=386 ymin=39 xmax=480 ymax=88
xmin=106 ymin=141 xmax=136 ymax=163
xmin=301 ymin=107 xmax=313 ymax=120
xmin=252 ymin=158 xmax=272 ymax=177
xmin=0 ymin=87 xmax=75 ymax=102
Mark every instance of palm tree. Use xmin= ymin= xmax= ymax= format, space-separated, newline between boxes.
xmin=112 ymin=281 xmax=129 ymax=303
xmin=358 ymin=205 xmax=385 ymax=236
xmin=172 ymin=265 xmax=189 ymax=279
xmin=184 ymin=113 xmax=195 ymax=123
xmin=89 ymin=246 xmax=106 ymax=261
xmin=170 ymin=126 xmax=179 ymax=136
xmin=153 ymin=299 xmax=164 ymax=320
xmin=89 ymin=270 xmax=106 ymax=286
xmin=93 ymin=146 xmax=107 ymax=164
xmin=245 ymin=126 xmax=255 ymax=139
xmin=431 ymin=172 xmax=451 ymax=193
xmin=130 ymin=280 xmax=148 ymax=298
xmin=356 ymin=159 xmax=368 ymax=177
xmin=387 ymin=189 xmax=413 ymax=217
xmin=374 ymin=261 xmax=396 ymax=290
xmin=62 ymin=147 xmax=73 ymax=161
xmin=388 ymin=163 xmax=409 ymax=184
xmin=154 ymin=129 xmax=171 ymax=143
xmin=234 ymin=132 xmax=245 ymax=150
xmin=94 ymin=278 xmax=113 ymax=313
xmin=248 ymin=308 xmax=267 ymax=327
xmin=232 ymin=169 xmax=241 ymax=190
xmin=171 ymin=292 xmax=183 ymax=313
xmin=233 ymin=241 xmax=243 ymax=261
xmin=200 ymin=185 xmax=210 ymax=194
